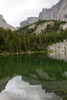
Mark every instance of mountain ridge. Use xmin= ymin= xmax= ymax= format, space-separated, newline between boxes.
xmin=20 ymin=0 xmax=67 ymax=27
xmin=0 ymin=14 xmax=15 ymax=30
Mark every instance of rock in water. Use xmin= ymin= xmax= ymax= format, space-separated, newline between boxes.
xmin=0 ymin=76 xmax=63 ymax=100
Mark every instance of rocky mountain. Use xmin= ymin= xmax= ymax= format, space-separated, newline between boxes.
xmin=19 ymin=20 xmax=67 ymax=35
xmin=20 ymin=0 xmax=67 ymax=27
xmin=20 ymin=17 xmax=39 ymax=27
xmin=39 ymin=0 xmax=67 ymax=21
xmin=0 ymin=14 xmax=15 ymax=30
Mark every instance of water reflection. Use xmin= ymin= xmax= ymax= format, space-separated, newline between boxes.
xmin=48 ymin=51 xmax=67 ymax=62
xmin=0 ymin=76 xmax=62 ymax=100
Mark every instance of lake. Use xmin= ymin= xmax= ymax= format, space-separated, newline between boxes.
xmin=0 ymin=53 xmax=67 ymax=100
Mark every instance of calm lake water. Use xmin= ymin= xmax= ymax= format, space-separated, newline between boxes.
xmin=0 ymin=76 xmax=62 ymax=100
xmin=0 ymin=53 xmax=67 ymax=100
xmin=0 ymin=53 xmax=67 ymax=81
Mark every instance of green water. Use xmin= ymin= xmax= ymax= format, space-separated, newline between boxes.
xmin=0 ymin=53 xmax=67 ymax=82
xmin=0 ymin=53 xmax=67 ymax=100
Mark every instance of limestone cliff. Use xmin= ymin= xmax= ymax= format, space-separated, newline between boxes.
xmin=0 ymin=14 xmax=15 ymax=30
xmin=20 ymin=0 xmax=67 ymax=27
xmin=39 ymin=0 xmax=67 ymax=21
xmin=20 ymin=17 xmax=39 ymax=27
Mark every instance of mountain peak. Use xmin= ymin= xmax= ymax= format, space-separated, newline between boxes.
xmin=20 ymin=0 xmax=67 ymax=27
xmin=0 ymin=15 xmax=15 ymax=30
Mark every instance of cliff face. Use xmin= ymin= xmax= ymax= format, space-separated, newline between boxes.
xmin=20 ymin=17 xmax=39 ymax=27
xmin=0 ymin=14 xmax=15 ymax=30
xmin=20 ymin=0 xmax=67 ymax=27
xmin=39 ymin=0 xmax=67 ymax=21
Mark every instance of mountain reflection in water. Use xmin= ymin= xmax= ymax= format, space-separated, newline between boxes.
xmin=0 ymin=76 xmax=62 ymax=100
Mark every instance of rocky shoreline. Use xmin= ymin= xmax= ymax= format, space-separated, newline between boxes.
xmin=48 ymin=40 xmax=67 ymax=52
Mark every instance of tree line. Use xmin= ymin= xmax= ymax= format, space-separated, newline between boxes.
xmin=0 ymin=22 xmax=67 ymax=53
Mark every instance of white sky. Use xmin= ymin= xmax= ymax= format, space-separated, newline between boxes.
xmin=0 ymin=0 xmax=59 ymax=27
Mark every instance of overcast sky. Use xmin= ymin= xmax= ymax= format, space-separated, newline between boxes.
xmin=0 ymin=0 xmax=59 ymax=27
